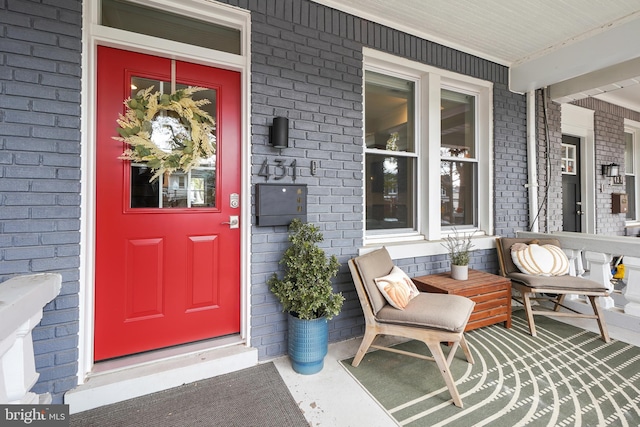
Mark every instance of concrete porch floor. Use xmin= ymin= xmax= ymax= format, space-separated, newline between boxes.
xmin=272 ymin=316 xmax=640 ymax=427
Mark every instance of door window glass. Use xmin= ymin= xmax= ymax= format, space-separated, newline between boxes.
xmin=561 ymin=143 xmax=577 ymax=174
xmin=128 ymin=76 xmax=217 ymax=209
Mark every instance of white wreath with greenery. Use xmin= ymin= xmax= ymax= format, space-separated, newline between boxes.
xmin=115 ymin=86 xmax=216 ymax=182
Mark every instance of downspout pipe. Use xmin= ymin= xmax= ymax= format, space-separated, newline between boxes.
xmin=526 ymin=90 xmax=539 ymax=232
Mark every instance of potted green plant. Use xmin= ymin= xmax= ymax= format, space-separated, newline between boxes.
xmin=442 ymin=228 xmax=476 ymax=280
xmin=268 ymin=219 xmax=345 ymax=374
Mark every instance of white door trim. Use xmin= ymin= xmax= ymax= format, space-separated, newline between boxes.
xmin=79 ymin=0 xmax=252 ymax=384
xmin=561 ymin=103 xmax=595 ymax=234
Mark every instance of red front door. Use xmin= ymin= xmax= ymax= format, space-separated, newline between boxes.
xmin=94 ymin=47 xmax=241 ymax=361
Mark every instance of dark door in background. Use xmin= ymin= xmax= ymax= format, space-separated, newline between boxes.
xmin=562 ymin=135 xmax=582 ymax=232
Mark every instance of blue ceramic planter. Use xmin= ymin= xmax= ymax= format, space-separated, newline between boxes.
xmin=288 ymin=314 xmax=328 ymax=375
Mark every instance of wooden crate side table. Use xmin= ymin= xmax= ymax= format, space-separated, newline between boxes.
xmin=412 ymin=269 xmax=512 ymax=331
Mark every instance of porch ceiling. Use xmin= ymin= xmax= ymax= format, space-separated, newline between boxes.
xmin=312 ymin=0 xmax=640 ymax=111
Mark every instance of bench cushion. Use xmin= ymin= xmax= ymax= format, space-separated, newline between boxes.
xmin=508 ymin=271 xmax=608 ymax=292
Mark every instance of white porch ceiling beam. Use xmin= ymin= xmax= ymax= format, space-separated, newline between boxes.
xmin=548 ymin=58 xmax=640 ymax=103
xmin=510 ymin=16 xmax=640 ymax=94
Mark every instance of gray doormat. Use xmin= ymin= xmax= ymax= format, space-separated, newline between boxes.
xmin=70 ymin=362 xmax=308 ymax=426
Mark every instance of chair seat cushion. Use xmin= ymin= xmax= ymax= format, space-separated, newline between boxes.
xmin=376 ymin=293 xmax=475 ymax=332
xmin=508 ymin=272 xmax=609 ymax=292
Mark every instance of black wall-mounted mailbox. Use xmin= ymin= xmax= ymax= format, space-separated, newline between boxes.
xmin=256 ymin=184 xmax=307 ymax=226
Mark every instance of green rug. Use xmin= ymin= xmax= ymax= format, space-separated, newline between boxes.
xmin=341 ymin=312 xmax=640 ymax=426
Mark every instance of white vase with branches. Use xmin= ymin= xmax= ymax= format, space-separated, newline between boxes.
xmin=442 ymin=228 xmax=476 ymax=280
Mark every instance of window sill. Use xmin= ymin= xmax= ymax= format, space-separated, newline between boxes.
xmin=359 ymin=235 xmax=497 ymax=260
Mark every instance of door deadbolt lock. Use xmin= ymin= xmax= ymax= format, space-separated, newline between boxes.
xmin=230 ymin=193 xmax=239 ymax=209
xmin=222 ymin=216 xmax=239 ymax=229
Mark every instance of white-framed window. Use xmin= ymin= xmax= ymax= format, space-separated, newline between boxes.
xmin=363 ymin=49 xmax=493 ymax=249
xmin=625 ymin=119 xmax=640 ymax=223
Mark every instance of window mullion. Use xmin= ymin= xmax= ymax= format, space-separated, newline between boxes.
xmin=424 ymin=73 xmax=441 ymax=241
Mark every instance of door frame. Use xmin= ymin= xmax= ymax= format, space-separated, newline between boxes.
xmin=79 ymin=0 xmax=252 ymax=383
xmin=561 ymin=103 xmax=596 ymax=234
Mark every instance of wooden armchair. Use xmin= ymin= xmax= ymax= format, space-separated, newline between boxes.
xmin=348 ymin=247 xmax=475 ymax=407
xmin=496 ymin=237 xmax=610 ymax=342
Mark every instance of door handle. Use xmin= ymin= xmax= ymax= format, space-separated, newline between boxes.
xmin=222 ymin=215 xmax=239 ymax=229
xmin=576 ymin=210 xmax=583 ymax=215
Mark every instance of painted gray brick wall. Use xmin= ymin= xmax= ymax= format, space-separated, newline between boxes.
xmin=221 ymin=0 xmax=525 ymax=359
xmin=2 ymin=0 xmax=531 ymax=401
xmin=594 ymin=110 xmax=626 ymax=234
xmin=494 ymin=84 xmax=529 ymax=236
xmin=535 ymin=90 xmax=563 ymax=233
xmin=0 ymin=0 xmax=82 ymax=403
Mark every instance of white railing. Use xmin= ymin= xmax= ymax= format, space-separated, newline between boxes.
xmin=516 ymin=231 xmax=640 ymax=325
xmin=0 ymin=273 xmax=62 ymax=404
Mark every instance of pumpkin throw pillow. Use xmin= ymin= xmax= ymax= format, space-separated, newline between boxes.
xmin=510 ymin=242 xmax=569 ymax=276
xmin=374 ymin=266 xmax=420 ymax=309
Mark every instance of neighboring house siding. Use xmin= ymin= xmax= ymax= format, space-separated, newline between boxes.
xmin=0 ymin=0 xmax=82 ymax=403
xmin=535 ymin=95 xmax=640 ymax=235
xmin=571 ymin=98 xmax=640 ymax=235
xmin=219 ymin=0 xmax=525 ymax=359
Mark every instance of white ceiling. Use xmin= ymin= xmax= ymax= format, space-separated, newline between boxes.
xmin=312 ymin=0 xmax=640 ymax=112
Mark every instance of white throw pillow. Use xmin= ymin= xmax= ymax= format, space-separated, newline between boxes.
xmin=374 ymin=266 xmax=420 ymax=309
xmin=511 ymin=242 xmax=569 ymax=276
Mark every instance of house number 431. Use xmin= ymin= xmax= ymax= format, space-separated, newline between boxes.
xmin=259 ymin=158 xmax=297 ymax=181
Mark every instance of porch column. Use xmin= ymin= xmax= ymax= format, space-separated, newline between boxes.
xmin=623 ymin=256 xmax=640 ymax=317
xmin=0 ymin=273 xmax=62 ymax=404
xmin=584 ymin=251 xmax=615 ymax=309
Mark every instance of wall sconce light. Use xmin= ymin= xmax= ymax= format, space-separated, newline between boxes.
xmin=270 ymin=117 xmax=289 ymax=149
xmin=601 ymin=163 xmax=620 ymax=177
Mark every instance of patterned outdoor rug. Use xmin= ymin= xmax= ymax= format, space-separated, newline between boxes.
xmin=341 ymin=312 xmax=640 ymax=426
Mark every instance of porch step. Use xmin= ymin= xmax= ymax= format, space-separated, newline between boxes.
xmin=65 ymin=342 xmax=258 ymax=414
